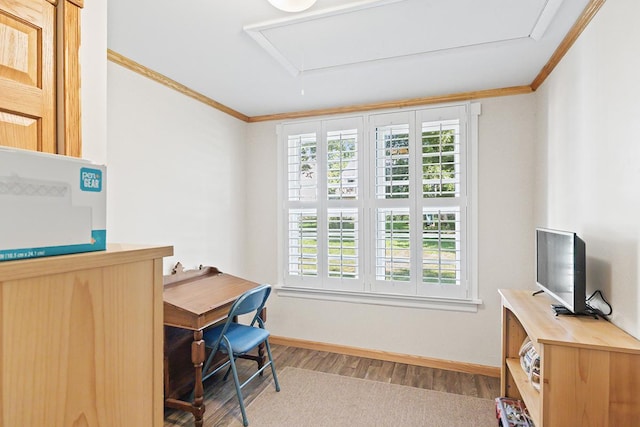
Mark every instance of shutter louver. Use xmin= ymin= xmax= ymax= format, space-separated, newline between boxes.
xmin=375 ymin=124 xmax=410 ymax=199
xmin=422 ymin=119 xmax=461 ymax=198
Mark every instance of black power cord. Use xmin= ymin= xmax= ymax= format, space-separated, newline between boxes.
xmin=585 ymin=289 xmax=613 ymax=318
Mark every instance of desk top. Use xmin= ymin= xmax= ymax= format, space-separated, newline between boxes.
xmin=163 ymin=265 xmax=259 ymax=330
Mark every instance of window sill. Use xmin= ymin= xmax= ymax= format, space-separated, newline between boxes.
xmin=274 ymin=286 xmax=482 ymax=312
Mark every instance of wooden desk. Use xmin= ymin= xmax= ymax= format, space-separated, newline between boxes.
xmin=163 ymin=265 xmax=262 ymax=427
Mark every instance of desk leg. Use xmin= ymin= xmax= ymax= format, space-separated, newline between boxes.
xmin=258 ymin=307 xmax=266 ymax=369
xmin=192 ymin=330 xmax=206 ymax=427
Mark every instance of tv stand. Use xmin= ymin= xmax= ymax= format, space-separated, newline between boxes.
xmin=550 ymin=303 xmax=572 ymax=315
xmin=500 ymin=289 xmax=640 ymax=426
xmin=550 ymin=304 xmax=601 ymax=319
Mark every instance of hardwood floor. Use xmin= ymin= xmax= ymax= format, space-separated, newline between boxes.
xmin=163 ymin=344 xmax=501 ymax=427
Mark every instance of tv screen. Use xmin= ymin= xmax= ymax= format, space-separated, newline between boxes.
xmin=536 ymin=228 xmax=586 ymax=314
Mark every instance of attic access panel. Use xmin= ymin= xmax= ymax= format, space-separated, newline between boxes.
xmin=245 ymin=0 xmax=564 ymax=76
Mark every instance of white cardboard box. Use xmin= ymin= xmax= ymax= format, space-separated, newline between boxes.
xmin=0 ymin=147 xmax=106 ymax=261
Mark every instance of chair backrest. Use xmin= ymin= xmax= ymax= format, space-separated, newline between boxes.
xmin=208 ymin=284 xmax=272 ymax=354
xmin=229 ymin=284 xmax=271 ymax=322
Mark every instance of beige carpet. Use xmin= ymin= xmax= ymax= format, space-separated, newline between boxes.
xmin=228 ymin=367 xmax=496 ymax=427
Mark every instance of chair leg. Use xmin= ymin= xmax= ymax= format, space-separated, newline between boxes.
xmin=264 ymin=339 xmax=280 ymax=392
xmin=222 ymin=363 xmax=233 ymax=381
xmin=228 ymin=354 xmax=250 ymax=427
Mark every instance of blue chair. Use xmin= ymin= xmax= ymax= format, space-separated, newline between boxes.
xmin=201 ymin=284 xmax=280 ymax=426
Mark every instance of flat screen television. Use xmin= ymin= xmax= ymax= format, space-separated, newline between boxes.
xmin=535 ymin=227 xmax=586 ymax=314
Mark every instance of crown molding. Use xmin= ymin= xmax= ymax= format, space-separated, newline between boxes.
xmin=107 ymin=49 xmax=250 ymax=122
xmin=531 ymin=0 xmax=606 ymax=90
xmin=106 ymin=0 xmax=605 ymax=123
xmin=247 ymin=86 xmax=532 ymax=122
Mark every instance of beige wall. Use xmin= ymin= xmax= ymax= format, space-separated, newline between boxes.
xmin=106 ymin=62 xmax=249 ymax=274
xmin=80 ymin=0 xmax=107 ymax=164
xmin=535 ymin=0 xmax=640 ymax=338
xmin=245 ymin=95 xmax=537 ymax=367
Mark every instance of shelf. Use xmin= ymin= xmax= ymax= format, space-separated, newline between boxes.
xmin=505 ymin=357 xmax=540 ymax=426
xmin=501 ymin=289 xmax=640 ymax=426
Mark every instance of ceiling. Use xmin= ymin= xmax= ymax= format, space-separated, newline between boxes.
xmin=107 ymin=0 xmax=591 ymax=118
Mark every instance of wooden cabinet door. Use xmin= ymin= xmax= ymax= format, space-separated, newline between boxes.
xmin=0 ymin=0 xmax=56 ymax=153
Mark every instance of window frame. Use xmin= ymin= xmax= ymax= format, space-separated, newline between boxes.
xmin=277 ymin=102 xmax=481 ymax=312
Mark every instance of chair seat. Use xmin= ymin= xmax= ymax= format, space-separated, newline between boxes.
xmin=204 ymin=323 xmax=270 ymax=355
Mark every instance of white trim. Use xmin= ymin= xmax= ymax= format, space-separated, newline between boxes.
xmin=244 ymin=0 xmax=408 ymax=76
xmin=276 ymin=123 xmax=286 ymax=291
xmin=275 ymin=285 xmax=481 ymax=312
xmin=529 ymin=0 xmax=565 ymax=41
xmin=468 ymin=102 xmax=481 ymax=300
xmin=246 ymin=0 xmax=406 ymax=29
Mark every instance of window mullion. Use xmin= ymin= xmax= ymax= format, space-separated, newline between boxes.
xmin=362 ymin=116 xmax=371 ymax=292
xmin=409 ymin=111 xmax=420 ymax=292
xmin=317 ymin=122 xmax=328 ymax=285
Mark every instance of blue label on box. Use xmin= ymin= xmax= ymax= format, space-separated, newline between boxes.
xmin=80 ymin=167 xmax=103 ymax=192
xmin=0 ymin=230 xmax=106 ymax=261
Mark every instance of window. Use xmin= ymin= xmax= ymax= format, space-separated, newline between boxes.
xmin=281 ymin=104 xmax=479 ymax=306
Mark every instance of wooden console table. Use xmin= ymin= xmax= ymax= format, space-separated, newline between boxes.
xmin=500 ymin=288 xmax=640 ymax=426
xmin=163 ymin=265 xmax=264 ymax=427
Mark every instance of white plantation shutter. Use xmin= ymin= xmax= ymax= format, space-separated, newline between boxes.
xmin=284 ymin=122 xmax=320 ymax=286
xmin=375 ymin=208 xmax=411 ymax=282
xmin=327 ymin=208 xmax=358 ymax=279
xmin=327 ymin=128 xmax=359 ymax=200
xmin=369 ymin=112 xmax=415 ymax=294
xmin=416 ymin=106 xmax=467 ymax=298
xmin=324 ymin=119 xmax=363 ymax=290
xmin=374 ymin=122 xmax=411 ymax=199
xmin=281 ymin=103 xmax=477 ymax=302
xmin=283 ymin=118 xmax=364 ymax=290
xmin=421 ymin=119 xmax=461 ymax=199
xmin=287 ymin=132 xmax=317 ymax=202
xmin=287 ymin=209 xmax=318 ymax=277
xmin=421 ymin=208 xmax=462 ymax=285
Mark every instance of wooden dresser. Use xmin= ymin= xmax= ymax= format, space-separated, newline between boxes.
xmin=0 ymin=244 xmax=173 ymax=426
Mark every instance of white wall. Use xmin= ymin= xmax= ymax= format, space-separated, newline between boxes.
xmin=535 ymin=0 xmax=640 ymax=338
xmin=80 ymin=0 xmax=107 ymax=164
xmin=106 ymin=62 xmax=248 ymax=274
xmin=245 ymin=95 xmax=536 ymax=367
xmin=78 ymin=0 xmax=249 ymax=275
xmin=82 ymin=0 xmax=251 ymax=291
